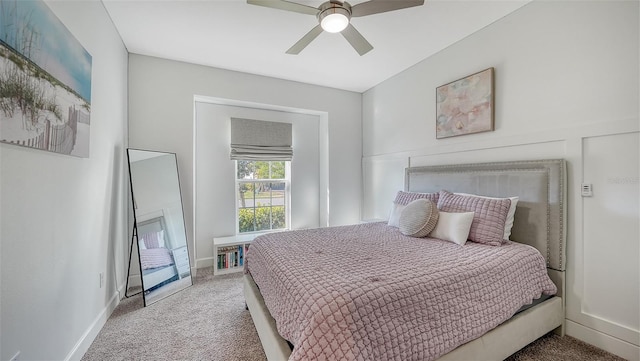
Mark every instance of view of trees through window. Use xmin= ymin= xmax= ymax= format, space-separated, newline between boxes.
xmin=237 ymin=160 xmax=288 ymax=233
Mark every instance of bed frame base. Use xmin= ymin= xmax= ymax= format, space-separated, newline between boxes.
xmin=244 ymin=273 xmax=563 ymax=361
xmin=244 ymin=273 xmax=292 ymax=360
xmin=437 ymin=297 xmax=563 ymax=360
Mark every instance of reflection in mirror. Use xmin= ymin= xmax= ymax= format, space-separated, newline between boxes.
xmin=127 ymin=148 xmax=192 ymax=306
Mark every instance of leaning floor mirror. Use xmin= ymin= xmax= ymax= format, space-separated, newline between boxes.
xmin=127 ymin=148 xmax=192 ymax=306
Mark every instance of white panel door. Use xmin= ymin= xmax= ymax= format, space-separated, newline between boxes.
xmin=578 ymin=131 xmax=639 ymax=351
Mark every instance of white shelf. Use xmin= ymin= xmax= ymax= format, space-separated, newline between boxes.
xmin=214 ymin=235 xmax=254 ymax=246
xmin=213 ymin=236 xmax=253 ymax=276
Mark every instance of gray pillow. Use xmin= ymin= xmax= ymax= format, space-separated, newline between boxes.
xmin=398 ymin=199 xmax=439 ymax=238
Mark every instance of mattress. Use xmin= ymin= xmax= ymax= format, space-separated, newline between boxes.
xmin=245 ymin=222 xmax=557 ymax=361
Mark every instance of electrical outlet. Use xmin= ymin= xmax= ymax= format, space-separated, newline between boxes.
xmin=10 ymin=351 xmax=20 ymax=361
xmin=99 ymin=272 xmax=104 ymax=288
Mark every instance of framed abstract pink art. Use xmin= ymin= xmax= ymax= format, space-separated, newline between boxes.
xmin=436 ymin=67 xmax=494 ymax=139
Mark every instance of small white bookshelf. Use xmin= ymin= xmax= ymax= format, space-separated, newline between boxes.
xmin=213 ymin=235 xmax=256 ymax=276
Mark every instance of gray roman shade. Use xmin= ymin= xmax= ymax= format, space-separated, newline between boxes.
xmin=230 ymin=118 xmax=293 ymax=161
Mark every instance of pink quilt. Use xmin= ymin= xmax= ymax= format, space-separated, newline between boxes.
xmin=140 ymin=248 xmax=174 ymax=270
xmin=245 ymin=222 xmax=557 ymax=361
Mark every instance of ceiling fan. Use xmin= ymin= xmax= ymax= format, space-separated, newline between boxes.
xmin=247 ymin=0 xmax=425 ymax=56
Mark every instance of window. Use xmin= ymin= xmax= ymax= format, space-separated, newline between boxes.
xmin=236 ymin=160 xmax=290 ymax=234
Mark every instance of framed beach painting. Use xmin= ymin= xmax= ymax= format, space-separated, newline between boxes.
xmin=436 ymin=67 xmax=494 ymax=139
xmin=0 ymin=0 xmax=92 ymax=157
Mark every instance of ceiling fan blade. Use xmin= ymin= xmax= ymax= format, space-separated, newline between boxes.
xmin=247 ymin=0 xmax=318 ymax=15
xmin=351 ymin=0 xmax=424 ymax=17
xmin=286 ymin=25 xmax=323 ymax=54
xmin=341 ymin=24 xmax=373 ymax=56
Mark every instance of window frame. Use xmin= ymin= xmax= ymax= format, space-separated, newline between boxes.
xmin=234 ymin=160 xmax=291 ymax=235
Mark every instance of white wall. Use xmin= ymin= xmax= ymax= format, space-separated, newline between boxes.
xmin=128 ymin=55 xmax=362 ymax=269
xmin=362 ymin=1 xmax=639 ymax=359
xmin=194 ymin=101 xmax=323 ymax=265
xmin=0 ymin=2 xmax=128 ymax=360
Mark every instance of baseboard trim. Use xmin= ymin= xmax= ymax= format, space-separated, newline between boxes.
xmin=64 ymin=290 xmax=121 ymax=361
xmin=566 ymin=319 xmax=640 ymax=361
xmin=117 ymin=282 xmax=127 ymax=300
xmin=196 ymin=256 xmax=214 ymax=269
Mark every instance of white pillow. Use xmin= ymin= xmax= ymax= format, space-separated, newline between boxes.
xmin=138 ymin=238 xmax=147 ymax=250
xmin=387 ymin=202 xmax=406 ymax=228
xmin=455 ymin=193 xmax=519 ymax=240
xmin=428 ymin=211 xmax=475 ymax=246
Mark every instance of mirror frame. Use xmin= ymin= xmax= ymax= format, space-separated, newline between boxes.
xmin=126 ymin=148 xmax=192 ymax=306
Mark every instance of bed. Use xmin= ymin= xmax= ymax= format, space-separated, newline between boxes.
xmin=244 ymin=159 xmax=566 ymax=360
xmin=138 ymin=216 xmax=178 ymax=291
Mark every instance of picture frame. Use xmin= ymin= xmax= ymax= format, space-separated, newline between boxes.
xmin=436 ymin=67 xmax=494 ymax=139
xmin=0 ymin=0 xmax=92 ymax=157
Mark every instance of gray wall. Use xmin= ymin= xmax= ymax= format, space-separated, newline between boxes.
xmin=362 ymin=1 xmax=639 ymax=359
xmin=128 ymin=55 xmax=363 ymax=268
xmin=0 ymin=2 xmax=129 ymax=360
xmin=194 ymin=102 xmax=322 ymax=265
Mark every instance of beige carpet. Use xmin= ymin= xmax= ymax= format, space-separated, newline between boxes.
xmin=83 ymin=268 xmax=624 ymax=361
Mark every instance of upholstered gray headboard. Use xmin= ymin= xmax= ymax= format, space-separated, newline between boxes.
xmin=405 ymin=159 xmax=566 ymax=272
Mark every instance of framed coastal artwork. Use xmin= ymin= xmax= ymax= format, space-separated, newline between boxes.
xmin=0 ymin=0 xmax=92 ymax=157
xmin=436 ymin=67 xmax=494 ymax=139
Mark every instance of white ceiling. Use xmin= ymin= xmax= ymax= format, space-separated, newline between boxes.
xmin=102 ymin=0 xmax=530 ymax=93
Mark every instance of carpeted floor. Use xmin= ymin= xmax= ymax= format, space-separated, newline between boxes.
xmin=82 ymin=268 xmax=625 ymax=361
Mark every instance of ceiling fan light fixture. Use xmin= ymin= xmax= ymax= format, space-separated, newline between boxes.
xmin=319 ymin=7 xmax=350 ymax=33
xmin=247 ymin=0 xmax=425 ymax=55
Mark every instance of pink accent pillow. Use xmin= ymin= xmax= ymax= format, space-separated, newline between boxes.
xmin=455 ymin=192 xmax=519 ymax=240
xmin=393 ymin=190 xmax=439 ymax=206
xmin=437 ymin=190 xmax=511 ymax=246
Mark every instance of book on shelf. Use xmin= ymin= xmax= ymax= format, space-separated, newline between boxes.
xmin=216 ymin=244 xmax=249 ymax=270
